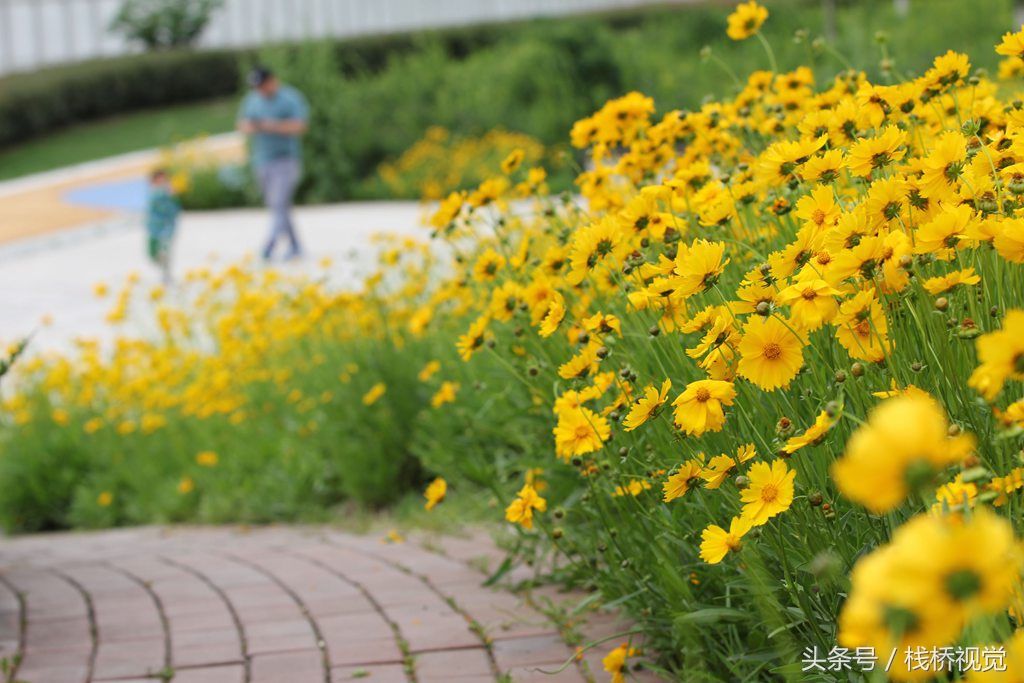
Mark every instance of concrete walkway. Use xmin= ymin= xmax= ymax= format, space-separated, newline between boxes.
xmin=0 ymin=202 xmax=427 ymax=352
xmin=0 ymin=138 xmax=432 ymax=352
xmin=0 ymin=526 xmax=649 ymax=683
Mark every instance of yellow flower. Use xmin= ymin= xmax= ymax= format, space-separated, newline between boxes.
xmin=918 ymin=133 xmax=969 ymax=202
xmin=839 ymin=509 xmax=1023 ymax=675
xmin=457 ymin=315 xmax=490 ymax=361
xmin=700 ymin=516 xmax=752 ymax=564
xmin=362 ymin=382 xmax=387 ymax=406
xmin=177 ymin=476 xmax=195 ymax=495
xmin=781 ymin=410 xmax=836 ymax=454
xmin=914 ymin=203 xmax=974 ymax=255
xmin=930 ymin=475 xmax=977 ymax=517
xmin=739 ymin=459 xmax=795 ymax=526
xmin=505 ymin=484 xmax=547 ymax=529
xmin=672 ymin=239 xmax=730 ymax=296
xmin=430 ymin=381 xmax=459 ymax=408
xmin=424 ymin=477 xmax=447 ymax=510
xmin=524 ymin=467 xmax=547 ymax=492
xmin=833 ymin=290 xmax=891 ymax=363
xmin=921 ymin=267 xmax=981 ymax=295
xmin=777 ymin=273 xmax=841 ymax=331
xmin=553 ymin=407 xmax=610 ymax=459
xmin=538 ymin=296 xmax=566 ymax=338
xmin=196 ymin=451 xmax=219 ymax=467
xmin=997 ymin=26 xmax=1024 ymax=58
xmin=383 ymin=529 xmax=405 ymax=544
xmin=613 ymin=479 xmax=652 ymax=497
xmin=995 ymin=217 xmax=1024 ymax=262
xmin=418 ymin=360 xmax=441 ymax=382
xmin=662 ymin=460 xmax=704 ymax=502
xmin=846 ymin=126 xmax=907 ymax=178
xmin=500 ymin=148 xmax=525 ymax=174
xmin=725 ymin=1 xmax=768 ymax=41
xmin=566 ymin=217 xmax=628 ymax=285
xmin=602 ymin=643 xmax=638 ymax=683
xmin=581 ymin=312 xmax=621 ymax=337
xmin=97 ymin=491 xmax=113 ymax=507
xmin=999 ymin=55 xmax=1024 ymax=79
xmin=622 ymin=379 xmax=671 ymax=431
xmin=672 ymin=379 xmax=736 ymax=436
xmin=737 ymin=316 xmax=804 ymax=391
xmin=989 ymin=467 xmax=1024 ymax=506
xmin=700 ymin=443 xmax=756 ymax=489
xmin=968 ymin=309 xmax=1024 ymax=401
xmin=832 ymin=394 xmax=975 ymax=513
xmin=472 ymin=248 xmax=506 ymax=282
xmin=558 ymin=344 xmax=600 ymax=380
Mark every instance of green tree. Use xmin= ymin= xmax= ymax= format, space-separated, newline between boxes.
xmin=110 ymin=0 xmax=224 ymax=50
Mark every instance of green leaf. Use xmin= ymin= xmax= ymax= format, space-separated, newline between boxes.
xmin=674 ymin=608 xmax=748 ymax=626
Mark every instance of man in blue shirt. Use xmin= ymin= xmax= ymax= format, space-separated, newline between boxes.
xmin=237 ymin=66 xmax=309 ymax=261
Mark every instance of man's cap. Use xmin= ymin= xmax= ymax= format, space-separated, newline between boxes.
xmin=248 ymin=66 xmax=274 ymax=88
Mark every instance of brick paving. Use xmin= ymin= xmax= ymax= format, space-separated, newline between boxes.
xmin=0 ymin=526 xmax=660 ymax=683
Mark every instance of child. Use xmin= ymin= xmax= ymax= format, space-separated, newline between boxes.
xmin=145 ymin=169 xmax=180 ymax=284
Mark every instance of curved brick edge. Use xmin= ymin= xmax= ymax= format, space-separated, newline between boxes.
xmin=319 ymin=537 xmax=503 ymax=680
xmin=407 ymin=532 xmax=670 ymax=683
xmin=0 ymin=526 xmax=667 ymax=683
xmin=0 ymin=572 xmax=26 ymax=680
xmin=161 ymin=556 xmax=253 ymax=682
xmin=47 ymin=569 xmax=99 ymax=681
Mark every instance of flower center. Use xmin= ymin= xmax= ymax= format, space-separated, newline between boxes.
xmin=760 ymin=483 xmax=779 ymax=503
xmin=725 ymin=535 xmax=742 ymax=551
xmin=694 ymin=387 xmax=712 ymax=402
xmin=763 ymin=342 xmax=783 ymax=360
xmin=801 ymin=288 xmax=817 ymax=300
xmin=883 ymin=605 xmax=920 ymax=637
xmin=945 ymin=569 xmax=982 ymax=601
xmin=575 ymin=425 xmax=593 ymax=439
xmin=1014 ymin=353 xmax=1024 ymax=374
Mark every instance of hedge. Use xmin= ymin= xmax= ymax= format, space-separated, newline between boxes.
xmin=0 ymin=49 xmax=243 ymax=148
xmin=0 ymin=11 xmax=644 ymax=152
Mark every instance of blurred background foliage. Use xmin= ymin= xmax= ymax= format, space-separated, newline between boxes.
xmin=0 ymin=0 xmax=1018 ymax=203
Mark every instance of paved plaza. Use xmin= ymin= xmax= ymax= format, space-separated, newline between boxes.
xmin=0 ymin=526 xmax=645 ymax=683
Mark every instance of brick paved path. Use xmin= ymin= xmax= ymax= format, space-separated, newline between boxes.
xmin=0 ymin=526 xmax=657 ymax=683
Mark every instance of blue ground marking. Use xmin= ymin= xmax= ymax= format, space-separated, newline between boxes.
xmin=63 ymin=177 xmax=149 ymax=212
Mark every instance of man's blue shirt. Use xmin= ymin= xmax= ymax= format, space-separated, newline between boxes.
xmin=238 ymin=85 xmax=309 ymax=169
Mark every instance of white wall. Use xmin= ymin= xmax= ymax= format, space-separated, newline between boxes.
xmin=0 ymin=0 xmax=696 ymax=77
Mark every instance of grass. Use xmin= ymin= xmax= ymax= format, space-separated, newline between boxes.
xmin=0 ymin=97 xmax=237 ymax=181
